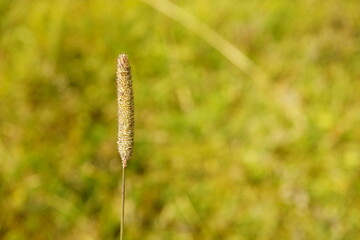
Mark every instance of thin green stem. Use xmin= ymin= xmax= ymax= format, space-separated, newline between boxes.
xmin=120 ymin=166 xmax=126 ymax=240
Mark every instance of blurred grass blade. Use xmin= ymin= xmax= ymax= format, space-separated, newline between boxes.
xmin=141 ymin=0 xmax=306 ymax=132
xmin=142 ymin=0 xmax=267 ymax=83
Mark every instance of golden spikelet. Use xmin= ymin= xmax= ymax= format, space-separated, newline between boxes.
xmin=116 ymin=54 xmax=134 ymax=168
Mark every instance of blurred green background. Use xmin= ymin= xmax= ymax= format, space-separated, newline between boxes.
xmin=1 ymin=0 xmax=360 ymax=239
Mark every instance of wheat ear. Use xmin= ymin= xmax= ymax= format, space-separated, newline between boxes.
xmin=116 ymin=54 xmax=134 ymax=240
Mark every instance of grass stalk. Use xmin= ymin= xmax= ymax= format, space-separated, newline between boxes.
xmin=116 ymin=54 xmax=134 ymax=240
xmin=120 ymin=166 xmax=125 ymax=240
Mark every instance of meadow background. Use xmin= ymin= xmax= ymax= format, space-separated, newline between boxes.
xmin=1 ymin=0 xmax=360 ymax=239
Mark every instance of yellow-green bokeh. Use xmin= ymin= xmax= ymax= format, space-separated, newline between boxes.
xmin=1 ymin=0 xmax=360 ymax=239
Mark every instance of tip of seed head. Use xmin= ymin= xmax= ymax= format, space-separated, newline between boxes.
xmin=118 ymin=54 xmax=129 ymax=70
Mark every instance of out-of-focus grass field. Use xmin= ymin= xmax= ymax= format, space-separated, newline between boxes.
xmin=1 ymin=0 xmax=360 ymax=239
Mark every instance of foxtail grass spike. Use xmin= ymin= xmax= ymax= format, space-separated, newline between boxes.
xmin=116 ymin=54 xmax=134 ymax=168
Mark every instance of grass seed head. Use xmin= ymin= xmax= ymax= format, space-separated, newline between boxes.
xmin=117 ymin=54 xmax=134 ymax=167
